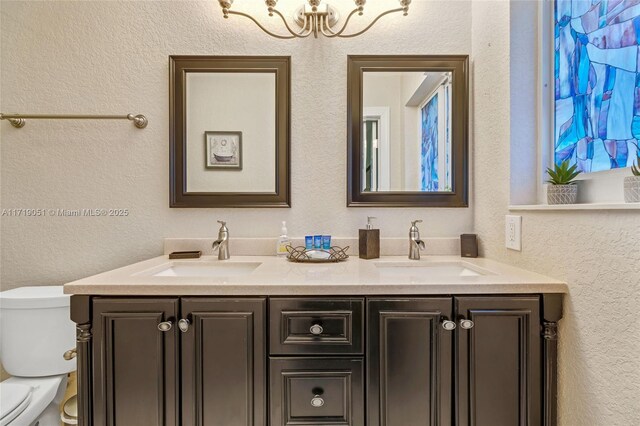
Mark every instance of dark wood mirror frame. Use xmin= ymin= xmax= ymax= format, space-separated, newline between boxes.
xmin=347 ymin=55 xmax=469 ymax=207
xmin=170 ymin=56 xmax=291 ymax=207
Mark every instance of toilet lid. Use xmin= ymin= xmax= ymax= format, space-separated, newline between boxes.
xmin=0 ymin=383 xmax=32 ymax=425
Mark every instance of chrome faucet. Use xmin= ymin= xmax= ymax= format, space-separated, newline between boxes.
xmin=212 ymin=220 xmax=230 ymax=260
xmin=409 ymin=220 xmax=425 ymax=260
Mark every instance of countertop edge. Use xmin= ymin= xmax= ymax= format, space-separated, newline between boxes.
xmin=64 ymin=283 xmax=569 ymax=296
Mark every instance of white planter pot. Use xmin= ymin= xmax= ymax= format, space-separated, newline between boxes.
xmin=547 ymin=184 xmax=577 ymax=205
xmin=624 ymin=176 xmax=640 ymax=203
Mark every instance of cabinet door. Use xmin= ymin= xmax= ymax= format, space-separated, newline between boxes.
xmin=367 ymin=298 xmax=453 ymax=426
xmin=181 ymin=298 xmax=266 ymax=426
xmin=92 ymin=298 xmax=179 ymax=426
xmin=456 ymin=297 xmax=541 ymax=426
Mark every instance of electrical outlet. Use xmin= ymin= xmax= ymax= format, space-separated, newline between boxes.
xmin=505 ymin=215 xmax=522 ymax=251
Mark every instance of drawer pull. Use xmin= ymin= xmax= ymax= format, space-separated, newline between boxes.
xmin=310 ymin=395 xmax=325 ymax=408
xmin=309 ymin=323 xmax=324 ymax=335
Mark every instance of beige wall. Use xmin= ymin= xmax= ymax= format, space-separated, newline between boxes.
xmin=1 ymin=1 xmax=638 ymax=424
xmin=0 ymin=0 xmax=473 ymax=290
xmin=472 ymin=1 xmax=640 ymax=424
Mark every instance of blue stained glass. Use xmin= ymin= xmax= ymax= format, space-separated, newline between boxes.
xmin=555 ymin=0 xmax=640 ymax=172
xmin=445 ymin=84 xmax=451 ymax=189
xmin=421 ymin=94 xmax=439 ymax=191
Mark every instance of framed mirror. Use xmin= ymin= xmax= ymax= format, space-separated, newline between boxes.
xmin=170 ymin=56 xmax=290 ymax=207
xmin=347 ymin=55 xmax=469 ymax=207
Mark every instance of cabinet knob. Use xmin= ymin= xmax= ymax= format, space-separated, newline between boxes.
xmin=178 ymin=319 xmax=191 ymax=333
xmin=442 ymin=320 xmax=457 ymax=331
xmin=309 ymin=323 xmax=324 ymax=335
xmin=460 ymin=319 xmax=474 ymax=329
xmin=310 ymin=395 xmax=325 ymax=408
xmin=63 ymin=348 xmax=77 ymax=361
xmin=157 ymin=321 xmax=173 ymax=332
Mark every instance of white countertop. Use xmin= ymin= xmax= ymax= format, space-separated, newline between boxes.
xmin=64 ymin=255 xmax=568 ymax=296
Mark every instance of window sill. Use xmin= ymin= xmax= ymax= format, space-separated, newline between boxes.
xmin=508 ymin=203 xmax=640 ymax=211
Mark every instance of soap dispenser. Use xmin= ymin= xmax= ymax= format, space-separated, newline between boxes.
xmin=359 ymin=216 xmax=380 ymax=259
xmin=276 ymin=221 xmax=291 ymax=257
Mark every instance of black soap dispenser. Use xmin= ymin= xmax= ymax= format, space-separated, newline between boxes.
xmin=359 ymin=216 xmax=380 ymax=259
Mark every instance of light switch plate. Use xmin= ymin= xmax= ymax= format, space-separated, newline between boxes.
xmin=505 ymin=215 xmax=522 ymax=251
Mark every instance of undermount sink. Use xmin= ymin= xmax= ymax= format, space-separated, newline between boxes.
xmin=144 ymin=261 xmax=262 ymax=278
xmin=373 ymin=261 xmax=489 ymax=277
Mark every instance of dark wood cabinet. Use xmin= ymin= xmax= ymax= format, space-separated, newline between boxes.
xmin=74 ymin=294 xmax=561 ymax=426
xmin=88 ymin=297 xmax=265 ymax=426
xmin=367 ymin=298 xmax=453 ymax=426
xmin=91 ymin=298 xmax=180 ymax=426
xmin=456 ymin=296 xmax=542 ymax=426
xmin=181 ymin=298 xmax=266 ymax=426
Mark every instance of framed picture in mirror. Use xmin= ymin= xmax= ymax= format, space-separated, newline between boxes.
xmin=205 ymin=131 xmax=242 ymax=170
xmin=347 ymin=55 xmax=469 ymax=207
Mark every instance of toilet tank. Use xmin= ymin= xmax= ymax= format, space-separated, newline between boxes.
xmin=0 ymin=286 xmax=76 ymax=377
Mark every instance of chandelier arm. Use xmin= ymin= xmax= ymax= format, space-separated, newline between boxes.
xmin=268 ymin=8 xmax=314 ymax=38
xmin=320 ymin=16 xmax=339 ymax=37
xmin=294 ymin=14 xmax=316 ymax=38
xmin=299 ymin=15 xmax=313 ymax=36
xmin=320 ymin=8 xmax=361 ymax=37
xmin=225 ymin=10 xmax=299 ymax=39
xmin=319 ymin=16 xmax=333 ymax=37
xmin=335 ymin=7 xmax=406 ymax=38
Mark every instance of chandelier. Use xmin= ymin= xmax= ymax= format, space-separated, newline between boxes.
xmin=217 ymin=0 xmax=411 ymax=39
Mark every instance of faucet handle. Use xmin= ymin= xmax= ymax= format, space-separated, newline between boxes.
xmin=411 ymin=220 xmax=423 ymax=227
xmin=217 ymin=220 xmax=226 ymax=227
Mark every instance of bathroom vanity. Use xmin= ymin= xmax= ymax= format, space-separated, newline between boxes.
xmin=65 ymin=256 xmax=566 ymax=426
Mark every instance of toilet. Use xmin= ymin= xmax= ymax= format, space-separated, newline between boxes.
xmin=0 ymin=286 xmax=76 ymax=426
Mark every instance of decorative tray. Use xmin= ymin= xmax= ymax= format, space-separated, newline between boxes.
xmin=286 ymin=245 xmax=350 ymax=263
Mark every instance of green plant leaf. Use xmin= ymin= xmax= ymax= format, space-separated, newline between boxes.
xmin=566 ymin=171 xmax=581 ymax=182
xmin=632 ymin=153 xmax=640 ymax=176
xmin=546 ymin=159 xmax=581 ymax=184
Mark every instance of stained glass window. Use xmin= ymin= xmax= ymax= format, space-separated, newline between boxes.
xmin=555 ymin=0 xmax=640 ymax=172
xmin=421 ymin=94 xmax=439 ymax=191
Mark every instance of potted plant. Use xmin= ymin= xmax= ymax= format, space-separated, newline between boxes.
xmin=624 ymin=152 xmax=640 ymax=203
xmin=546 ymin=160 xmax=581 ymax=204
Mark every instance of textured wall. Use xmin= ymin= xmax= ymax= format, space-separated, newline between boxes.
xmin=472 ymin=1 xmax=640 ymax=425
xmin=0 ymin=0 xmax=473 ymax=289
xmin=2 ymin=1 xmax=638 ymax=423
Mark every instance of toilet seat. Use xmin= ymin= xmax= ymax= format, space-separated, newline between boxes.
xmin=0 ymin=383 xmax=32 ymax=426
xmin=0 ymin=375 xmax=65 ymax=426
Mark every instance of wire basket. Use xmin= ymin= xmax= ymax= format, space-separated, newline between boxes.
xmin=286 ymin=245 xmax=350 ymax=263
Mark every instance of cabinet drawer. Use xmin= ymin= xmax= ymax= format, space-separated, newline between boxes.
xmin=270 ymin=357 xmax=364 ymax=426
xmin=269 ymin=298 xmax=364 ymax=355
